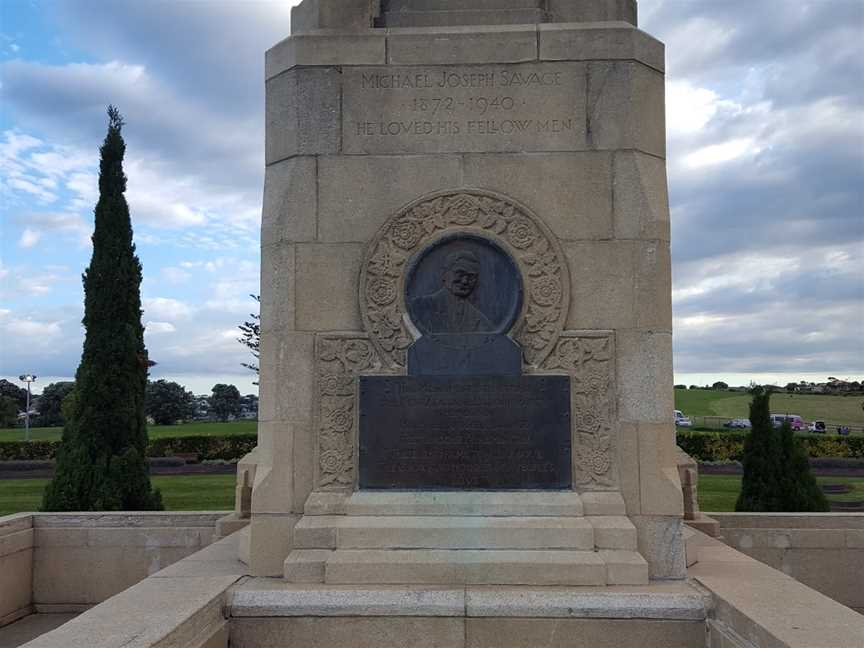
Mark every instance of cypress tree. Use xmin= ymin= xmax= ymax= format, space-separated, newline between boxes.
xmin=43 ymin=107 xmax=162 ymax=511
xmin=736 ymin=386 xmax=829 ymax=512
xmin=776 ymin=420 xmax=829 ymax=512
xmin=736 ymin=386 xmax=780 ymax=512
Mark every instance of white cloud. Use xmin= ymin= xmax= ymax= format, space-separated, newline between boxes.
xmin=144 ymin=321 xmax=176 ymax=334
xmin=143 ymin=297 xmax=193 ymax=321
xmin=160 ymin=266 xmax=191 ymax=284
xmin=18 ymin=228 xmax=41 ymax=248
xmin=682 ymin=137 xmax=762 ymax=169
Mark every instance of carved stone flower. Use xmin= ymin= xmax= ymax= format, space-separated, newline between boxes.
xmin=391 ymin=219 xmax=422 ymax=250
xmin=319 ymin=449 xmax=346 ymax=475
xmin=367 ymin=277 xmax=397 ymax=306
xmin=507 ymin=218 xmax=539 ymax=249
xmin=326 ymin=406 xmax=353 ymax=433
xmin=588 ymin=448 xmax=612 ymax=475
xmin=532 ymin=275 xmax=563 ymax=306
xmin=343 ymin=340 xmax=375 ymax=370
xmin=585 ymin=369 xmax=608 ymax=394
xmin=447 ymin=195 xmax=480 ymax=225
xmin=575 ymin=409 xmax=601 ymax=433
xmin=319 ymin=373 xmax=353 ymax=396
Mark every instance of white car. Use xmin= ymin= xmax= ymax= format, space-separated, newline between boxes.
xmin=674 ymin=410 xmax=692 ymax=427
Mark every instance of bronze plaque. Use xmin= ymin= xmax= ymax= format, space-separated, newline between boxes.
xmin=359 ymin=375 xmax=571 ymax=490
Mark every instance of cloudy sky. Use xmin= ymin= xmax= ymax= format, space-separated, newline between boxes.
xmin=1 ymin=0 xmax=862 ymax=395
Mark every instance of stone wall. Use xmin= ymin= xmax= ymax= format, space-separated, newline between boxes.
xmin=712 ymin=512 xmax=864 ymax=614
xmin=0 ymin=512 xmax=225 ymax=627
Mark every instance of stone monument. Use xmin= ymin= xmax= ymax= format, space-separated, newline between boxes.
xmin=247 ymin=0 xmax=683 ymax=584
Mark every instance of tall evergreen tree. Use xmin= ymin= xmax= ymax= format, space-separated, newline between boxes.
xmin=736 ymin=386 xmax=829 ymax=512
xmin=43 ymin=107 xmax=162 ymax=511
xmin=736 ymin=386 xmax=780 ymax=512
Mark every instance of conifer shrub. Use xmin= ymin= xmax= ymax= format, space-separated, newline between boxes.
xmin=42 ymin=107 xmax=162 ymax=511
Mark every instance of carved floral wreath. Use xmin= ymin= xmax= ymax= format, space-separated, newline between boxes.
xmin=359 ymin=190 xmax=569 ymax=369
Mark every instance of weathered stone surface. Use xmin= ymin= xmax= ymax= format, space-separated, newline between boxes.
xmin=248 ymin=514 xmax=300 ymax=577
xmin=260 ymin=242 xmax=295 ymax=334
xmin=465 ymin=618 xmax=705 ymax=648
xmin=635 ymin=242 xmax=672 ymax=330
xmin=384 ymin=9 xmax=546 ymax=29
xmin=295 ymin=244 xmax=365 ymax=331
xmin=262 ymin=156 xmax=316 ymax=245
xmin=465 ymin=583 xmax=706 ymax=619
xmin=345 ymin=491 xmax=585 ymax=517
xmin=266 ymin=68 xmax=341 ymax=163
xmin=613 ymin=151 xmax=670 ymax=241
xmin=291 ymin=0 xmax=377 ymax=33
xmin=586 ymin=61 xmax=665 ymax=157
xmin=266 ymin=32 xmax=386 ymax=79
xmin=325 ymin=549 xmax=607 ymax=586
xmin=231 ymin=617 xmax=465 ymax=648
xmin=633 ymin=516 xmax=685 ymax=580
xmin=540 ymin=23 xmax=662 ymax=71
xmin=562 ymin=241 xmax=636 ymax=330
xmin=600 ymin=550 xmax=649 ymax=585
xmin=616 ymin=422 xmax=640 ymax=515
xmin=590 ymin=517 xmax=637 ymax=550
xmin=547 ymin=0 xmax=637 ymax=25
xmin=231 ymin=584 xmax=465 ymax=617
xmin=0 ymin=547 xmax=32 ymax=624
xmin=296 ymin=516 xmax=595 ymax=551
xmin=317 ymin=155 xmax=460 ymax=243
xmin=284 ymin=549 xmax=331 ymax=583
xmin=387 ymin=25 xmax=537 ymax=65
xmin=342 ymin=63 xmax=587 ymax=155
xmin=637 ymin=423 xmax=683 ymax=517
xmin=616 ymin=330 xmax=674 ymax=424
xmin=581 ymin=492 xmax=626 ymax=516
xmin=462 ymin=152 xmax=613 ymax=240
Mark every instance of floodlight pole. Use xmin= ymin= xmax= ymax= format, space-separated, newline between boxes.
xmin=18 ymin=374 xmax=36 ymax=442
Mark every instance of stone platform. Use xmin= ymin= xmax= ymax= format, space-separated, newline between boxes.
xmin=285 ymin=491 xmax=649 ymax=586
xmin=229 ymin=580 xmax=708 ymax=648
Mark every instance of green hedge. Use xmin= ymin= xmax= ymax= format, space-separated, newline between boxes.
xmin=677 ymin=431 xmax=864 ymax=462
xmin=0 ymin=434 xmax=258 ymax=463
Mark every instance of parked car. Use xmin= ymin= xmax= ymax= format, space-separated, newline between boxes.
xmin=808 ymin=420 xmax=826 ymax=433
xmin=770 ymin=414 xmax=805 ymax=430
xmin=724 ymin=418 xmax=752 ymax=429
xmin=674 ymin=410 xmax=692 ymax=427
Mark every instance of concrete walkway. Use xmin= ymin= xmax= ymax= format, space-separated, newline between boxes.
xmin=0 ymin=614 xmax=77 ymax=648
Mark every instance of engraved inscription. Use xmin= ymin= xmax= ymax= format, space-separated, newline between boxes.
xmin=344 ymin=64 xmax=586 ymax=154
xmin=359 ymin=375 xmax=571 ymax=490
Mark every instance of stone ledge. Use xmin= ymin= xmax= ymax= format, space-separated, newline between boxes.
xmin=266 ymin=23 xmax=665 ymax=77
xmin=229 ymin=581 xmax=707 ymax=620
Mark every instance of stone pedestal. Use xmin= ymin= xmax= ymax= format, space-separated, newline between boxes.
xmin=249 ymin=0 xmax=683 ymax=582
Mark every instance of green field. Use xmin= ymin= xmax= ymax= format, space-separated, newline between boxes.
xmin=0 ymin=420 xmax=257 ymax=443
xmin=0 ymin=474 xmax=236 ymax=516
xmin=675 ymin=389 xmax=864 ymax=427
xmin=698 ymin=474 xmax=864 ymax=512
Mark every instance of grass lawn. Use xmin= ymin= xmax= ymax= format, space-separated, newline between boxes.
xmin=0 ymin=474 xmax=236 ymax=516
xmin=676 ymin=389 xmax=864 ymax=428
xmin=698 ymin=474 xmax=864 ymax=512
xmin=0 ymin=420 xmax=258 ymax=443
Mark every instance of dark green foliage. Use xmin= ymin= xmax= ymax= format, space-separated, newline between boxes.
xmin=712 ymin=381 xmax=729 ymax=390
xmin=736 ymin=387 xmax=830 ymax=512
xmin=209 ymin=384 xmax=242 ymax=421
xmin=42 ymin=107 xmax=162 ymax=512
xmin=0 ymin=397 xmax=18 ymax=428
xmin=0 ymin=380 xmax=27 ymax=411
xmin=776 ymin=422 xmax=830 ymax=511
xmin=237 ymin=294 xmax=260 ymax=382
xmin=736 ymin=387 xmax=780 ymax=511
xmin=145 ymin=380 xmax=195 ymax=425
xmin=34 ymin=382 xmax=75 ymax=427
xmin=1 ymin=434 xmax=258 ymax=462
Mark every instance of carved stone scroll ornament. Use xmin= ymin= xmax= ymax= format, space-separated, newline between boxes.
xmin=543 ymin=333 xmax=617 ymax=489
xmin=360 ymin=190 xmax=569 ymax=369
xmin=315 ymin=335 xmax=383 ymax=490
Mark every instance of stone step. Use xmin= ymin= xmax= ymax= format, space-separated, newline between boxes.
xmin=294 ymin=515 xmax=595 ymax=550
xmin=345 ymin=491 xmax=593 ymax=517
xmin=323 ymin=549 xmax=608 ymax=585
xmin=383 ymin=8 xmax=547 ymax=27
xmin=590 ymin=516 xmax=638 ymax=550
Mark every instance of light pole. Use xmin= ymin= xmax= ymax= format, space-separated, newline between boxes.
xmin=18 ymin=374 xmax=36 ymax=442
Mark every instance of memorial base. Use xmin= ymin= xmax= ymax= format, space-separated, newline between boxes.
xmin=229 ymin=580 xmax=708 ymax=648
xmin=284 ymin=491 xmax=649 ymax=586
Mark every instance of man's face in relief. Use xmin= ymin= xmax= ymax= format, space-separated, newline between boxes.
xmin=444 ymin=261 xmax=479 ymax=299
